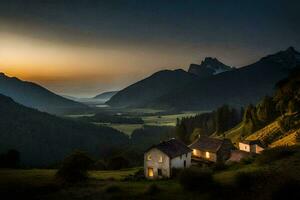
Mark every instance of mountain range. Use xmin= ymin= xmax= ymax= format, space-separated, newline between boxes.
xmin=107 ymin=47 xmax=300 ymax=110
xmin=188 ymin=57 xmax=234 ymax=78
xmin=0 ymin=73 xmax=88 ymax=115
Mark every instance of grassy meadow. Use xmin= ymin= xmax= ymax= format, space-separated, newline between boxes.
xmin=2 ymin=146 xmax=300 ymax=200
xmin=82 ymin=109 xmax=204 ymax=136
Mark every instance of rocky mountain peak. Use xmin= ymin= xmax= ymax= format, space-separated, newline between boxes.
xmin=188 ymin=57 xmax=233 ymax=77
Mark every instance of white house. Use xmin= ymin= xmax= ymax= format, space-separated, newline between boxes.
xmin=238 ymin=140 xmax=265 ymax=154
xmin=144 ymin=138 xmax=192 ymax=179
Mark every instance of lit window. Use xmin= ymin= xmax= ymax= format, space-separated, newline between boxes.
xmin=193 ymin=149 xmax=197 ymax=155
xmin=147 ymin=154 xmax=152 ymax=160
xmin=148 ymin=168 xmax=154 ymax=177
xmin=159 ymin=155 xmax=163 ymax=163
xmin=205 ymin=152 xmax=210 ymax=158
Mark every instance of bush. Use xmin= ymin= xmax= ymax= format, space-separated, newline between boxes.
xmin=123 ymin=168 xmax=145 ymax=181
xmin=56 ymin=151 xmax=94 ymax=183
xmin=240 ymin=156 xmax=255 ymax=165
xmin=144 ymin=183 xmax=161 ymax=195
xmin=179 ymin=167 xmax=214 ymax=191
xmin=105 ymin=185 xmax=121 ymax=193
xmin=272 ymin=178 xmax=300 ymax=200
xmin=92 ymin=160 xmax=107 ymax=170
xmin=171 ymin=168 xmax=183 ymax=178
xmin=234 ymin=169 xmax=300 ymax=200
xmin=0 ymin=149 xmax=20 ymax=168
xmin=107 ymin=156 xmax=129 ymax=170
xmin=255 ymin=146 xmax=297 ymax=165
xmin=212 ymin=162 xmax=228 ymax=171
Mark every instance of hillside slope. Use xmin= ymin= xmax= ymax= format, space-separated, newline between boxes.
xmin=0 ymin=73 xmax=88 ymax=115
xmin=107 ymin=69 xmax=199 ymax=108
xmin=226 ymin=67 xmax=300 ymax=147
xmin=0 ymin=94 xmax=129 ymax=166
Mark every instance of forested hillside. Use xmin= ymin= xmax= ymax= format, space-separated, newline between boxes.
xmin=0 ymin=73 xmax=88 ymax=115
xmin=226 ymin=67 xmax=300 ymax=146
xmin=175 ymin=105 xmax=243 ymax=143
xmin=0 ymin=94 xmax=129 ymax=166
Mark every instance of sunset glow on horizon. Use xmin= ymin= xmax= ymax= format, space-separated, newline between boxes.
xmin=0 ymin=0 xmax=299 ymax=97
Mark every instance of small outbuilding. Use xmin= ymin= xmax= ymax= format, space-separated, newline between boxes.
xmin=227 ymin=150 xmax=255 ymax=163
xmin=189 ymin=136 xmax=234 ymax=163
xmin=144 ymin=138 xmax=192 ymax=179
xmin=238 ymin=140 xmax=265 ymax=154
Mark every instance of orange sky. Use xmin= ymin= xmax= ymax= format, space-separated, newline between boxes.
xmin=0 ymin=32 xmax=197 ymax=96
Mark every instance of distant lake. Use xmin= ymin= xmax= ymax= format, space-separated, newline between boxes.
xmin=96 ymin=104 xmax=110 ymax=108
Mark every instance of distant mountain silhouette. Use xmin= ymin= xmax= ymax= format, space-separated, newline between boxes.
xmin=0 ymin=73 xmax=88 ymax=115
xmin=94 ymin=91 xmax=118 ymax=100
xmin=107 ymin=69 xmax=199 ymax=108
xmin=188 ymin=57 xmax=234 ymax=78
xmin=107 ymin=47 xmax=300 ymax=110
xmin=0 ymin=94 xmax=128 ymax=166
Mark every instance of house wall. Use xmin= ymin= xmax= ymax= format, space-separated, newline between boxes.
xmin=192 ymin=149 xmax=217 ymax=162
xmin=171 ymin=152 xmax=192 ymax=169
xmin=218 ymin=140 xmax=235 ymax=162
xmin=144 ymin=148 xmax=170 ymax=179
xmin=239 ymin=143 xmax=250 ymax=152
xmin=251 ymin=144 xmax=264 ymax=154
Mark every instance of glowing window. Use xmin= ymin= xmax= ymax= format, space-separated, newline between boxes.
xmin=159 ymin=155 xmax=163 ymax=163
xmin=205 ymin=152 xmax=210 ymax=158
xmin=148 ymin=168 xmax=154 ymax=177
xmin=193 ymin=149 xmax=197 ymax=155
xmin=147 ymin=154 xmax=152 ymax=160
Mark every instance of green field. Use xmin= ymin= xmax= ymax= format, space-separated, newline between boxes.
xmin=142 ymin=111 xmax=203 ymax=126
xmin=2 ymin=146 xmax=300 ymax=200
xmin=0 ymin=168 xmax=202 ymax=200
xmin=92 ymin=111 xmax=202 ymax=135
xmin=65 ymin=108 xmax=204 ymax=136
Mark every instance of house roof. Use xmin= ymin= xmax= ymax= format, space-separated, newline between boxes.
xmin=145 ymin=138 xmax=192 ymax=159
xmin=189 ymin=136 xmax=230 ymax=153
xmin=240 ymin=140 xmax=266 ymax=148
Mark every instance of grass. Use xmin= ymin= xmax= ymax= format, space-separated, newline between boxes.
xmin=89 ymin=168 xmax=140 ymax=180
xmin=1 ymin=146 xmax=300 ymax=199
xmin=94 ymin=111 xmax=201 ymax=135
xmin=0 ymin=168 xmax=201 ymax=200
xmin=109 ymin=124 xmax=144 ymax=135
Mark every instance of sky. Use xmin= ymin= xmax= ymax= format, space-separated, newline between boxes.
xmin=0 ymin=0 xmax=299 ymax=97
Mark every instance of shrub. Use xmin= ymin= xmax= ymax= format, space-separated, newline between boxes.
xmin=171 ymin=168 xmax=183 ymax=178
xmin=240 ymin=156 xmax=255 ymax=165
xmin=92 ymin=160 xmax=107 ymax=170
xmin=272 ymin=178 xmax=300 ymax=200
xmin=179 ymin=167 xmax=214 ymax=191
xmin=212 ymin=162 xmax=228 ymax=171
xmin=144 ymin=183 xmax=161 ymax=195
xmin=107 ymin=156 xmax=129 ymax=170
xmin=255 ymin=146 xmax=297 ymax=165
xmin=234 ymin=169 xmax=300 ymax=200
xmin=123 ymin=168 xmax=145 ymax=181
xmin=0 ymin=149 xmax=20 ymax=168
xmin=105 ymin=185 xmax=121 ymax=193
xmin=235 ymin=170 xmax=271 ymax=191
xmin=56 ymin=151 xmax=94 ymax=183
